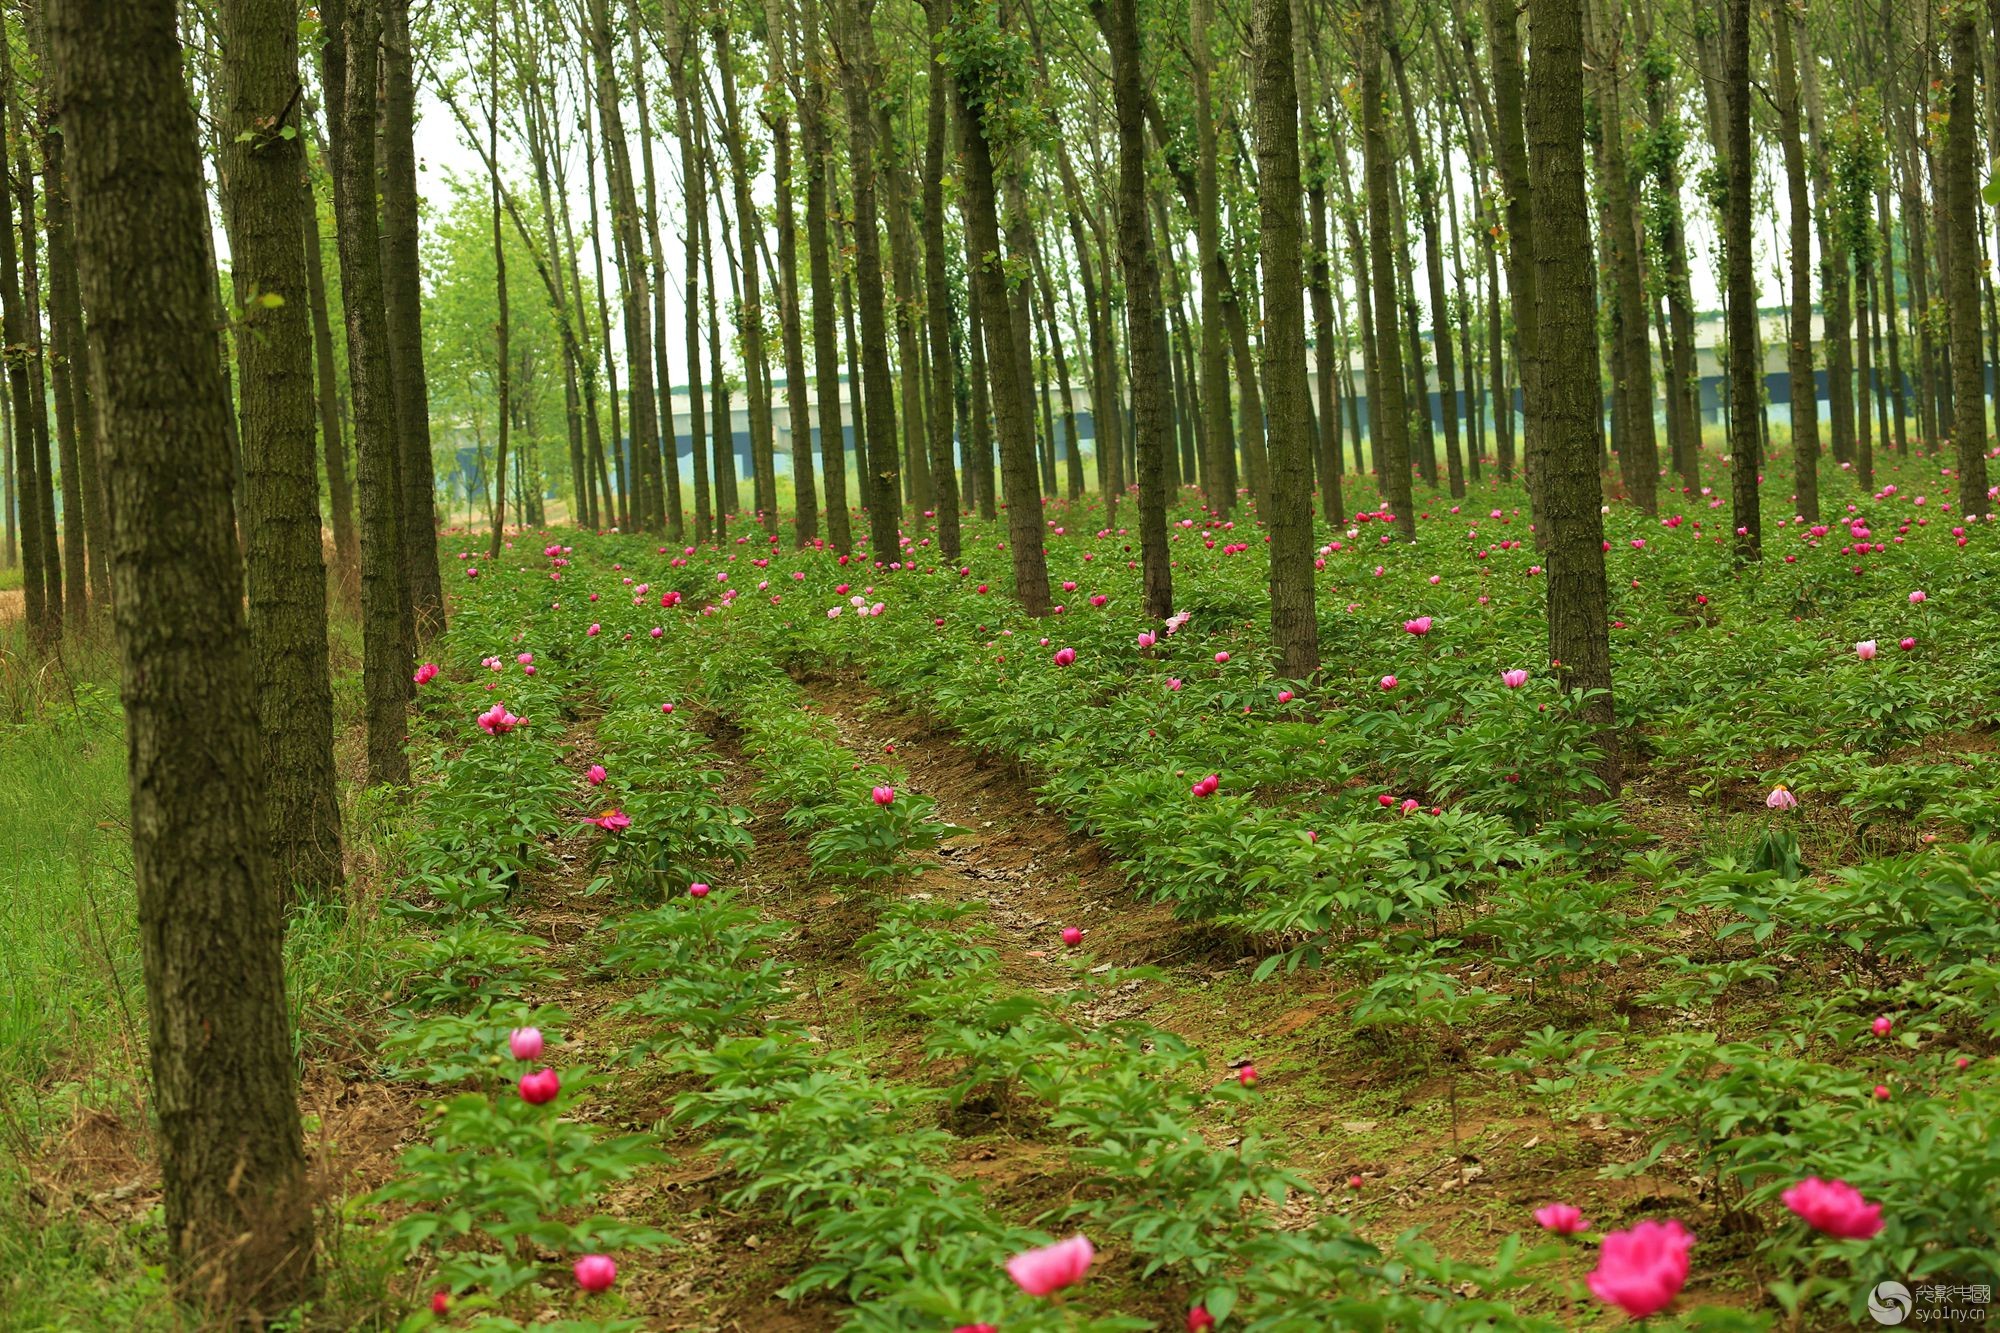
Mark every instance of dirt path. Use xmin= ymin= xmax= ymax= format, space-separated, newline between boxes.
xmin=786 ymin=668 xmax=1691 ymax=1319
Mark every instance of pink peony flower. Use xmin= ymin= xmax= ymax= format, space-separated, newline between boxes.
xmin=587 ymin=764 xmax=608 ymax=785
xmin=1380 ymin=675 xmax=1398 ymax=691
xmin=1586 ymin=1219 xmax=1694 ymax=1319
xmin=1053 ymin=647 xmax=1077 ymax=666
xmin=1899 ymin=637 xmax=1916 ymax=651
xmin=508 ymin=1027 xmax=544 ymax=1061
xmin=1855 ymin=640 xmax=1878 ymax=660
xmin=1501 ymin=668 xmax=1529 ymax=689
xmin=1780 ymin=1177 xmax=1883 ymax=1239
xmin=1766 ymin=785 xmax=1798 ymax=811
xmin=518 ymin=1067 xmax=561 ymax=1104
xmin=585 ymin=809 xmax=631 ymax=831
xmin=412 ymin=662 xmax=439 ymax=685
xmin=689 ymin=882 xmax=711 ymax=898
xmin=477 ymin=703 xmax=523 ymax=735
xmin=1909 ymin=589 xmax=1926 ymax=604
xmin=872 ymin=785 xmax=896 ymax=806
xmin=1534 ymin=1203 xmax=1589 ymax=1235
xmin=1404 ymin=616 xmax=1433 ymax=636
xmin=1137 ymin=631 xmax=1157 ymax=648
xmin=572 ymin=1254 xmax=618 ymax=1292
xmin=1061 ymin=926 xmax=1083 ymax=946
xmin=1187 ymin=1307 xmax=1216 ymax=1332
xmin=1005 ymin=1234 xmax=1095 ymax=1296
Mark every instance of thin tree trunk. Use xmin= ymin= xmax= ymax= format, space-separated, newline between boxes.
xmin=1590 ymin=0 xmax=1656 ymax=513
xmin=1721 ymin=0 xmax=1761 ymax=561
xmin=1361 ymin=0 xmax=1414 ymax=537
xmin=1096 ymin=0 xmax=1174 ymax=619
xmin=54 ymin=0 xmax=315 ymax=1313
xmin=379 ymin=0 xmax=443 ymax=634
xmin=1250 ymin=0 xmax=1320 ymax=671
xmin=485 ymin=12 xmax=512 ymax=559
xmin=301 ymin=118 xmax=359 ymax=593
xmin=1773 ymin=0 xmax=1819 ymax=523
xmin=800 ymin=0 xmax=850 ymax=548
xmin=1943 ymin=7 xmax=1990 ymax=509
xmin=920 ymin=0 xmax=961 ymax=556
xmin=222 ymin=0 xmax=344 ymax=897
xmin=1 ymin=34 xmax=56 ymax=649
xmin=1526 ymin=0 xmax=1615 ymax=776
xmin=1879 ymin=187 xmax=1908 ymax=454
xmin=632 ymin=2 xmax=684 ymax=538
xmin=948 ymin=0 xmax=1049 ymax=610
xmin=835 ymin=0 xmax=903 ymax=559
xmin=323 ymin=0 xmax=409 ymax=786
xmin=715 ymin=19 xmax=778 ymax=532
xmin=767 ymin=0 xmax=818 ymax=544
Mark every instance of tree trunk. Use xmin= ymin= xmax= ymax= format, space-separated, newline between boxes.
xmin=54 ymin=0 xmax=315 ymax=1313
xmin=664 ymin=17 xmax=709 ymax=539
xmin=1590 ymin=0 xmax=1656 ymax=513
xmin=836 ymin=0 xmax=904 ymax=560
xmin=965 ymin=270 xmax=997 ymax=518
xmin=1943 ymin=7 xmax=1990 ymax=512
xmin=1386 ymin=9 xmax=1460 ymax=498
xmin=1250 ymin=0 xmax=1320 ymax=672
xmin=1486 ymin=0 xmax=1540 ymax=512
xmin=716 ymin=20 xmax=778 ymax=533
xmin=1095 ymin=0 xmax=1174 ymax=620
xmin=800 ymin=0 xmax=850 ymax=549
xmin=301 ymin=119 xmax=359 ymax=595
xmin=379 ymin=0 xmax=444 ymax=634
xmin=1879 ymin=186 xmax=1909 ymax=454
xmin=1190 ymin=0 xmax=1234 ymax=516
xmin=920 ymin=0 xmax=962 ymax=557
xmin=947 ymin=4 xmax=1048 ymax=609
xmin=323 ymin=0 xmax=410 ymax=786
xmin=1 ymin=34 xmax=56 ymax=651
xmin=37 ymin=36 xmax=97 ymax=625
xmin=767 ymin=0 xmax=819 ymax=545
xmin=1773 ymin=0 xmax=1818 ymax=523
xmin=586 ymin=0 xmax=662 ymax=531
xmin=485 ymin=15 xmax=512 ymax=560
xmin=631 ymin=3 xmax=683 ymax=538
xmin=1361 ymin=0 xmax=1414 ymax=538
xmin=222 ymin=0 xmax=344 ymax=897
xmin=1526 ymin=0 xmax=1616 ymax=777
xmin=1720 ymin=0 xmax=1761 ymax=561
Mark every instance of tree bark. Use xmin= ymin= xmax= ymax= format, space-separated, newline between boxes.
xmin=947 ymin=0 xmax=1049 ymax=610
xmin=1721 ymin=0 xmax=1761 ymax=561
xmin=1526 ymin=0 xmax=1616 ymax=774
xmin=1361 ymin=0 xmax=1414 ymax=538
xmin=54 ymin=0 xmax=315 ymax=1312
xmin=1590 ymin=0 xmax=1656 ymax=513
xmin=1943 ymin=6 xmax=1990 ymax=514
xmin=920 ymin=0 xmax=963 ymax=557
xmin=300 ymin=119 xmax=359 ymax=596
xmin=222 ymin=0 xmax=345 ymax=897
xmin=1096 ymin=0 xmax=1174 ymax=620
xmin=767 ymin=0 xmax=819 ymax=545
xmin=835 ymin=0 xmax=904 ymax=560
xmin=1773 ymin=1 xmax=1819 ymax=523
xmin=323 ymin=0 xmax=410 ymax=786
xmin=1250 ymin=0 xmax=1320 ymax=672
xmin=715 ymin=19 xmax=778 ymax=533
xmin=799 ymin=0 xmax=850 ymax=549
xmin=0 ymin=34 xmax=57 ymax=650
xmin=379 ymin=0 xmax=444 ymax=634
